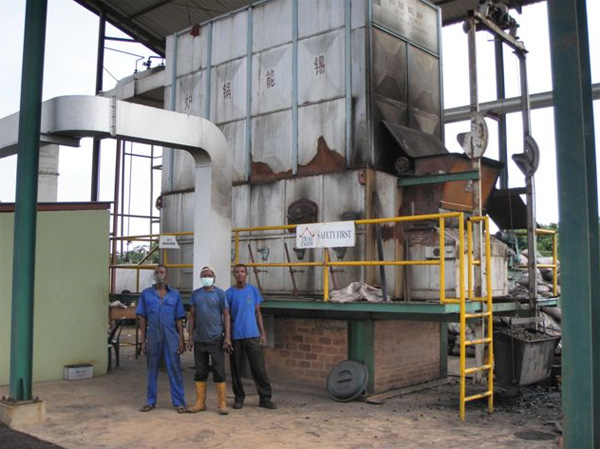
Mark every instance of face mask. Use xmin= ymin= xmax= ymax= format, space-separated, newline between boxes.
xmin=201 ymin=277 xmax=215 ymax=287
xmin=154 ymin=274 xmax=166 ymax=284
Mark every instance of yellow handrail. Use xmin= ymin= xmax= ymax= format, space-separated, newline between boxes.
xmin=110 ymin=212 xmax=464 ymax=301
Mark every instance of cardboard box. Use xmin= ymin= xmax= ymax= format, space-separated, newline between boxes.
xmin=63 ymin=364 xmax=93 ymax=380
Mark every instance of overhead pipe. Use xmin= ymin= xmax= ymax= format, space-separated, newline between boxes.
xmin=444 ymin=83 xmax=600 ymax=124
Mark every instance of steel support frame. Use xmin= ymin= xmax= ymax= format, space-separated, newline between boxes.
xmin=547 ymin=1 xmax=600 ymax=448
xmin=348 ymin=320 xmax=375 ymax=394
xmin=8 ymin=0 xmax=48 ymax=402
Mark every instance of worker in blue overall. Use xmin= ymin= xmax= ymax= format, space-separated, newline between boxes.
xmin=136 ymin=264 xmax=187 ymax=413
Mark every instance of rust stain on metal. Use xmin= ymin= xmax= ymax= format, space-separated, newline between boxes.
xmin=298 ymin=136 xmax=345 ymax=177
xmin=250 ymin=158 xmax=292 ymax=184
xmin=379 ymin=223 xmax=405 ymax=242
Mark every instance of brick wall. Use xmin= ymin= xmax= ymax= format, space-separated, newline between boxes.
xmin=265 ymin=318 xmax=348 ymax=388
xmin=374 ymin=321 xmax=440 ymax=392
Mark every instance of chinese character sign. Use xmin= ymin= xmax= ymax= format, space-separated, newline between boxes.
xmin=223 ymin=81 xmax=232 ymax=101
xmin=266 ymin=69 xmax=275 ymax=89
xmin=314 ymin=55 xmax=326 ymax=77
xmin=296 ymin=221 xmax=356 ymax=249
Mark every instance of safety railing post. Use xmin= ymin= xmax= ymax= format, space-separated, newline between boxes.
xmin=323 ymin=248 xmax=330 ymax=301
xmin=439 ymin=217 xmax=446 ymax=303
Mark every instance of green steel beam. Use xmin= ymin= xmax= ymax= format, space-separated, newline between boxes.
xmin=9 ymin=0 xmax=48 ymax=402
xmin=547 ymin=1 xmax=600 ymax=448
xmin=348 ymin=321 xmax=375 ymax=393
xmin=396 ymin=171 xmax=479 ymax=187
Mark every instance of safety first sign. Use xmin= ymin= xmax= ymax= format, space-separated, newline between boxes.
xmin=159 ymin=235 xmax=180 ymax=249
xmin=295 ymin=221 xmax=356 ymax=249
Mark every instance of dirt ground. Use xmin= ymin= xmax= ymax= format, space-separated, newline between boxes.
xmin=0 ymin=331 xmax=562 ymax=449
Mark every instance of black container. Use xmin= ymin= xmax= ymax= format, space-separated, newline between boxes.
xmin=494 ymin=328 xmax=561 ymax=388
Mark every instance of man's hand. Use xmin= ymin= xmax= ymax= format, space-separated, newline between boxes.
xmin=186 ymin=341 xmax=194 ymax=352
xmin=260 ymin=334 xmax=268 ymax=347
xmin=177 ymin=340 xmax=185 ymax=354
xmin=223 ymin=338 xmax=233 ymax=353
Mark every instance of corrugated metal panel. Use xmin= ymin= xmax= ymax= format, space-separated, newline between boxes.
xmin=249 ymin=182 xmax=285 ymax=228
xmin=298 ymin=29 xmax=345 ymax=105
xmin=251 ymin=45 xmax=292 ymax=115
xmin=211 ymin=58 xmax=247 ymax=124
xmin=297 ymin=99 xmax=346 ymax=170
xmin=211 ymin=10 xmax=248 ymax=66
xmin=252 ymin=0 xmax=292 ymax=53
xmin=232 ymin=184 xmax=251 ymax=228
xmin=373 ymin=29 xmax=408 ymax=104
xmin=373 ymin=0 xmax=439 ymax=53
xmin=74 ymin=0 xmax=542 ymax=56
xmin=221 ymin=120 xmax=247 ymax=183
xmin=298 ymin=0 xmax=345 ymax=39
xmin=251 ymin=110 xmax=293 ymax=177
xmin=175 ymin=71 xmax=206 ymax=116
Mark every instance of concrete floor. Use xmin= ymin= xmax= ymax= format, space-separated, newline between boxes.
xmin=0 ymin=331 xmax=562 ymax=449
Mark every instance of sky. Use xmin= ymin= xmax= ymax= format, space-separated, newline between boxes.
xmin=0 ymin=0 xmax=599 ymax=233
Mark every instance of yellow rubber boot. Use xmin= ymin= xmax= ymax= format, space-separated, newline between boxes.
xmin=216 ymin=382 xmax=229 ymax=415
xmin=187 ymin=381 xmax=207 ymax=413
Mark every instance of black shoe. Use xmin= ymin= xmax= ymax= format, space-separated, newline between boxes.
xmin=259 ymin=400 xmax=277 ymax=409
xmin=233 ymin=398 xmax=244 ymax=409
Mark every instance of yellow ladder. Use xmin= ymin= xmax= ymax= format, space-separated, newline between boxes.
xmin=459 ymin=216 xmax=494 ymax=421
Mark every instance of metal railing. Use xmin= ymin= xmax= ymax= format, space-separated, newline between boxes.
xmin=231 ymin=212 xmax=465 ymax=301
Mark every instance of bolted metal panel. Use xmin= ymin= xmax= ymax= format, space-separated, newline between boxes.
xmin=372 ymin=0 xmax=439 ymax=53
xmin=350 ymin=27 xmax=368 ymax=167
xmin=175 ymin=71 xmax=206 ymax=116
xmin=408 ymin=45 xmax=440 ymax=136
xmin=297 ymin=99 xmax=346 ymax=172
xmin=322 ymin=171 xmax=367 ymax=285
xmin=211 ymin=58 xmax=248 ymax=124
xmin=252 ymin=44 xmax=292 ymax=115
xmin=298 ymin=29 xmax=345 ymax=105
xmin=232 ymin=184 xmax=251 ymax=231
xmin=406 ymin=228 xmax=508 ymax=300
xmin=323 ymin=171 xmax=365 ymax=222
xmin=249 ymin=182 xmax=285 ymax=229
xmin=175 ymin=29 xmax=207 ymax=76
xmin=249 ymin=237 xmax=286 ymax=292
xmin=161 ymin=191 xmax=195 ymax=291
xmin=221 ymin=119 xmax=247 ymax=183
xmin=351 ymin=0 xmax=367 ymax=30
xmin=211 ymin=10 xmax=248 ymax=66
xmin=284 ymin=176 xmax=325 ymax=223
xmin=251 ymin=109 xmax=293 ymax=179
xmin=168 ymin=149 xmax=196 ymax=191
xmin=298 ymin=0 xmax=344 ymax=39
xmin=252 ymin=0 xmax=292 ymax=53
xmin=373 ymin=29 xmax=408 ymax=104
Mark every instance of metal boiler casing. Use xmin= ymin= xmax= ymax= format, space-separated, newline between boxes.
xmin=160 ymin=0 xmax=442 ymax=293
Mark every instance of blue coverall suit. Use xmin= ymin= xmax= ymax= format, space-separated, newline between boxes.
xmin=136 ymin=285 xmax=186 ymax=408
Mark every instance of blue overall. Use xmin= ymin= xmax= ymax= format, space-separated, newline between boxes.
xmin=136 ymin=285 xmax=186 ymax=408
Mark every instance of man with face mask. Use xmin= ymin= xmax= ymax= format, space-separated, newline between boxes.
xmin=136 ymin=264 xmax=187 ymax=413
xmin=186 ymin=266 xmax=232 ymax=415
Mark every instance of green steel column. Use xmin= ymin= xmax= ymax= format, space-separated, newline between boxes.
xmin=547 ymin=1 xmax=600 ymax=448
xmin=348 ymin=321 xmax=375 ymax=393
xmin=9 ymin=0 xmax=48 ymax=402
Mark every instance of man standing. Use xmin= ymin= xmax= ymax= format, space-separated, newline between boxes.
xmin=136 ymin=264 xmax=187 ymax=413
xmin=226 ymin=264 xmax=276 ymax=410
xmin=187 ymin=266 xmax=232 ymax=415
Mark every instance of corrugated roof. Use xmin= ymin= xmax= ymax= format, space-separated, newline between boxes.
xmin=73 ymin=0 xmax=544 ymax=56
